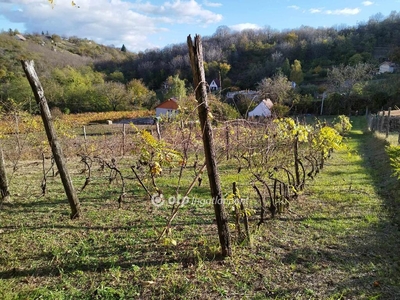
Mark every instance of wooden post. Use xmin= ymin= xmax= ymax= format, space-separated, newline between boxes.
xmin=380 ymin=110 xmax=385 ymax=132
xmin=398 ymin=130 xmax=400 ymax=145
xmin=187 ymin=35 xmax=232 ymax=257
xmin=225 ymin=123 xmax=230 ymax=160
xmin=0 ymin=145 xmax=10 ymax=203
xmin=153 ymin=117 xmax=161 ymax=141
xmin=233 ymin=182 xmax=252 ymax=247
xmin=21 ymin=60 xmax=81 ymax=219
xmin=374 ymin=114 xmax=378 ymax=132
xmin=366 ymin=115 xmax=372 ymax=131
xmin=294 ymin=135 xmax=301 ymax=188
xmin=386 ymin=107 xmax=391 ymax=138
xmin=83 ymin=126 xmax=87 ymax=154
xmin=122 ymin=124 xmax=126 ymax=156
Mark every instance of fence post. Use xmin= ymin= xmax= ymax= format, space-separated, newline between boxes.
xmin=386 ymin=107 xmax=391 ymax=139
xmin=83 ymin=126 xmax=87 ymax=154
xmin=367 ymin=113 xmax=372 ymax=131
xmin=122 ymin=124 xmax=126 ymax=156
xmin=225 ymin=123 xmax=230 ymax=160
xmin=0 ymin=145 xmax=10 ymax=203
xmin=380 ymin=110 xmax=385 ymax=132
xmin=398 ymin=131 xmax=400 ymax=145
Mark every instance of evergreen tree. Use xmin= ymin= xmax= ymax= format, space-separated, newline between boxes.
xmin=121 ymin=44 xmax=127 ymax=52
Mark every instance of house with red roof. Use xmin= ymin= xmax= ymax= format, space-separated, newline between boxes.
xmin=155 ymin=98 xmax=179 ymax=117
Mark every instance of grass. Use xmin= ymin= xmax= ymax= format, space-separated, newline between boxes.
xmin=1 ymin=117 xmax=400 ymax=299
xmin=374 ymin=131 xmax=399 ymax=146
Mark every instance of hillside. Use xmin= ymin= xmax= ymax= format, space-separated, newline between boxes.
xmin=1 ymin=12 xmax=400 ymax=115
xmin=0 ymin=32 xmax=129 ymax=72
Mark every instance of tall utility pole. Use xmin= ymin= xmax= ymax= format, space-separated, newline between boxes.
xmin=21 ymin=60 xmax=81 ymax=219
xmin=187 ymin=35 xmax=232 ymax=257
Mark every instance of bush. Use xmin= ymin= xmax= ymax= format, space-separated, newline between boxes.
xmin=271 ymin=103 xmax=290 ymax=118
xmin=386 ymin=145 xmax=400 ymax=180
xmin=50 ymin=107 xmax=63 ymax=119
xmin=333 ymin=115 xmax=352 ymax=135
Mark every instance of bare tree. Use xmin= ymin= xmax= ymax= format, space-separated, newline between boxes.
xmin=327 ymin=63 xmax=373 ymax=97
xmin=257 ymin=72 xmax=292 ymax=104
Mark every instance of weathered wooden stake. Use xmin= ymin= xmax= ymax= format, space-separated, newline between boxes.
xmin=122 ymin=124 xmax=126 ymax=156
xmin=187 ymin=35 xmax=232 ymax=257
xmin=83 ymin=126 xmax=88 ymax=154
xmin=0 ymin=145 xmax=10 ymax=203
xmin=155 ymin=120 xmax=161 ymax=141
xmin=386 ymin=107 xmax=391 ymax=139
xmin=379 ymin=110 xmax=385 ymax=132
xmin=233 ymin=182 xmax=252 ymax=247
xmin=398 ymin=131 xmax=400 ymax=145
xmin=225 ymin=123 xmax=230 ymax=160
xmin=21 ymin=60 xmax=81 ymax=219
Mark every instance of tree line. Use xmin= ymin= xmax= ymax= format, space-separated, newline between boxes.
xmin=1 ymin=11 xmax=400 ymax=115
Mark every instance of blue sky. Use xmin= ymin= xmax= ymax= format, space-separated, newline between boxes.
xmin=0 ymin=0 xmax=398 ymax=52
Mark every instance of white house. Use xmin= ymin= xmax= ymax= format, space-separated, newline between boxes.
xmin=209 ymin=79 xmax=220 ymax=92
xmin=379 ymin=61 xmax=397 ymax=74
xmin=248 ymin=99 xmax=274 ymax=117
xmin=155 ymin=98 xmax=179 ymax=117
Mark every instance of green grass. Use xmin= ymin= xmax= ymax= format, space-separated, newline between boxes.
xmin=1 ymin=116 xmax=400 ymax=299
xmin=374 ymin=131 xmax=399 ymax=146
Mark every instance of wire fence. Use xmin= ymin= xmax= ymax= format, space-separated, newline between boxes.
xmin=367 ymin=107 xmax=400 ymax=145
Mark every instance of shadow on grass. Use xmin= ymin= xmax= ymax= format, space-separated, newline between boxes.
xmin=264 ymin=118 xmax=400 ymax=298
xmin=294 ymin=118 xmax=399 ymax=298
xmin=0 ymin=230 xmax=220 ymax=281
xmin=332 ymin=119 xmax=400 ymax=297
xmin=354 ymin=131 xmax=400 ymax=221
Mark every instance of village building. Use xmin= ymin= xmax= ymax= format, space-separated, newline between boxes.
xmin=155 ymin=98 xmax=179 ymax=118
xmin=209 ymin=79 xmax=220 ymax=92
xmin=248 ymin=99 xmax=274 ymax=117
xmin=378 ymin=61 xmax=397 ymax=74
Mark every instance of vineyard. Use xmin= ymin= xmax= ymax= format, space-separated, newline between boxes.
xmin=0 ymin=108 xmax=349 ymax=222
xmin=1 ymin=108 xmax=400 ymax=298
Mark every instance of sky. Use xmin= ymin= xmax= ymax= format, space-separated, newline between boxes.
xmin=0 ymin=0 xmax=399 ymax=52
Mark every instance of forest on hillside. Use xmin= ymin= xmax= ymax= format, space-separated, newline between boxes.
xmin=1 ymin=11 xmax=400 ymax=116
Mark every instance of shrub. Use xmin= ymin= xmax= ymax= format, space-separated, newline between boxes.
xmin=333 ymin=115 xmax=352 ymax=135
xmin=386 ymin=145 xmax=400 ymax=180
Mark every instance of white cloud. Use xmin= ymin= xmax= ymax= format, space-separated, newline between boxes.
xmin=203 ymin=0 xmax=222 ymax=7
xmin=310 ymin=8 xmax=323 ymax=13
xmin=0 ymin=0 xmax=222 ymax=51
xmin=325 ymin=8 xmax=361 ymax=15
xmin=133 ymin=0 xmax=222 ymax=25
xmin=362 ymin=1 xmax=374 ymax=6
xmin=288 ymin=5 xmax=300 ymax=10
xmin=229 ymin=23 xmax=261 ymax=32
xmin=309 ymin=7 xmax=360 ymax=15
